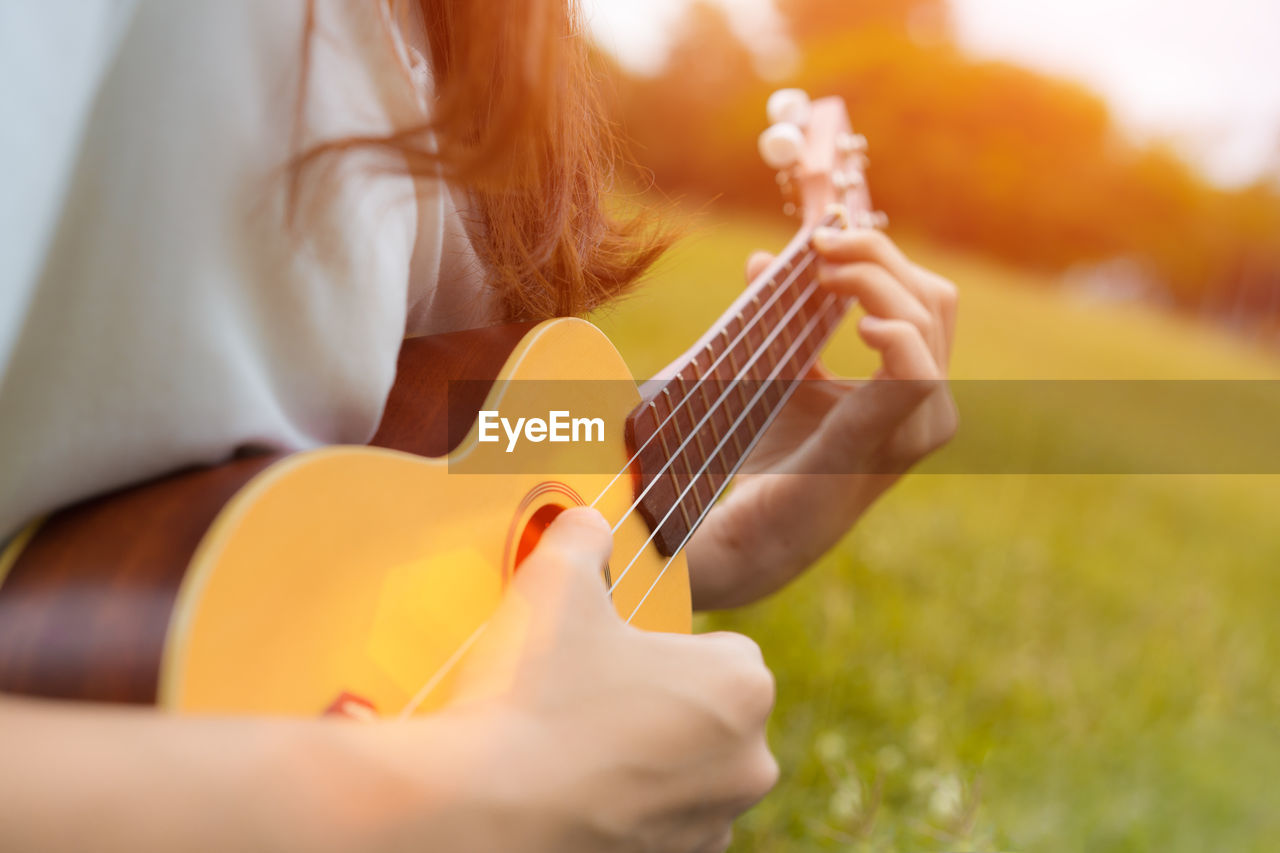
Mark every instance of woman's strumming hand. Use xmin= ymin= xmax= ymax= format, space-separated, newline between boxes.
xmin=405 ymin=508 xmax=778 ymax=853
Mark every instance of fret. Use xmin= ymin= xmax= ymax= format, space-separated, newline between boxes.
xmin=644 ymin=400 xmax=662 ymax=437
xmin=782 ymin=261 xmax=808 ymax=305
xmin=759 ymin=268 xmax=779 ymax=297
xmin=655 ymin=390 xmax=697 ymax=528
xmin=744 ymin=301 xmax=769 ymax=387
xmin=803 ymin=299 xmax=839 ymax=366
xmin=755 ymin=343 xmax=780 ymax=383
xmin=760 ymin=329 xmax=787 ymax=413
xmin=713 ymin=331 xmax=747 ymax=459
xmin=697 ymin=430 xmax=727 ymax=506
xmin=719 ymin=332 xmax=750 ymax=458
xmin=662 ymin=388 xmax=704 ymax=518
xmin=787 ymin=345 xmax=805 ymax=375
xmin=747 ymin=345 xmax=770 ymax=432
xmin=792 ymin=299 xmax=820 ymax=377
xmin=772 ymin=293 xmax=791 ymax=326
xmin=674 ymin=374 xmax=717 ymax=512
xmin=775 ymin=304 xmax=795 ymax=350
xmin=789 ymin=270 xmax=817 ymax=330
xmin=796 ymin=337 xmax=816 ymax=375
xmin=725 ymin=313 xmax=761 ymax=432
xmin=715 ymin=328 xmax=734 ymax=367
xmin=730 ymin=408 xmax=756 ymax=465
xmin=793 ymin=289 xmax=826 ymax=359
xmin=793 ymin=303 xmax=816 ymax=343
xmin=695 ymin=349 xmax=732 ymax=493
xmin=674 ymin=374 xmax=709 ymax=456
xmin=793 ymin=321 xmax=819 ymax=366
xmin=624 ymin=399 xmax=688 ymax=556
xmin=703 ymin=451 xmax=729 ymax=501
xmin=692 ymin=357 xmax=725 ymax=448
xmin=742 ymin=300 xmax=768 ymax=438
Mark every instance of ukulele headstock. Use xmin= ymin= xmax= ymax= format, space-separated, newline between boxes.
xmin=758 ymin=89 xmax=887 ymax=231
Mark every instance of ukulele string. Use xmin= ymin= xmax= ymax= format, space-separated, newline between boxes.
xmin=601 ymin=264 xmax=827 ymax=550
xmin=394 ymin=292 xmax=840 ymax=719
xmin=625 ymin=298 xmax=838 ymax=625
xmin=606 ymin=266 xmax=829 ymax=548
xmin=588 ymin=209 xmax=843 ymax=511
xmin=606 ymin=290 xmax=841 ymax=598
xmin=587 ymin=241 xmax=823 ymax=513
xmin=396 ymin=620 xmax=489 ymax=720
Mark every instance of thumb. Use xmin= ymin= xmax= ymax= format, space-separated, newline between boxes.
xmin=447 ymin=508 xmax=615 ymax=706
xmin=510 ymin=507 xmax=616 ymax=622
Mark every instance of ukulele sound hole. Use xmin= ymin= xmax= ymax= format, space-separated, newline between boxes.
xmin=514 ymin=504 xmax=565 ymax=569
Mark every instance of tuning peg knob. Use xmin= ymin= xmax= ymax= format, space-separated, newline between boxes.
xmin=854 ymin=210 xmax=890 ymax=230
xmin=832 ymin=171 xmax=865 ymax=191
xmin=766 ymin=88 xmax=812 ymax=127
xmin=837 ymin=132 xmax=868 ymax=154
xmin=758 ymin=123 xmax=805 ymax=170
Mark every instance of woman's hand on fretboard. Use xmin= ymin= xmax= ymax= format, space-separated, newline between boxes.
xmin=685 ymin=229 xmax=958 ymax=611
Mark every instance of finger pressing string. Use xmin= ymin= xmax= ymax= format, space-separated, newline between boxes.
xmin=857 ymin=315 xmax=941 ymax=381
xmin=819 ymin=261 xmax=933 ymax=336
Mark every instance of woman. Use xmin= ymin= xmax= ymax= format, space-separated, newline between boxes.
xmin=0 ymin=1 xmax=957 ymax=850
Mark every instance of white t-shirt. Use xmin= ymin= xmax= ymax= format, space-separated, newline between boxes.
xmin=0 ymin=0 xmax=497 ymax=538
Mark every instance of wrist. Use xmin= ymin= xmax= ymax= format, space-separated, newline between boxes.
xmin=281 ymin=709 xmax=509 ymax=853
xmin=687 ymin=474 xmax=892 ymax=611
xmin=685 ymin=524 xmax=763 ymax=611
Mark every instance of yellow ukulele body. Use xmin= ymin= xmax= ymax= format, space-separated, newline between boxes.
xmin=164 ymin=318 xmax=690 ymax=716
xmin=0 ymin=319 xmax=689 ymax=716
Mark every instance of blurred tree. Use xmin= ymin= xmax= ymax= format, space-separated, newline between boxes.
xmin=602 ymin=0 xmax=1280 ymax=332
xmin=662 ymin=1 xmax=761 ymax=98
xmin=778 ymin=0 xmax=952 ymax=45
xmin=614 ymin=2 xmax=765 ymax=199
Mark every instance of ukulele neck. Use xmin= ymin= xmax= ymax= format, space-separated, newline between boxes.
xmin=625 ymin=217 xmax=850 ymax=556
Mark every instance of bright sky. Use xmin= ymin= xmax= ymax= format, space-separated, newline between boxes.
xmin=583 ymin=0 xmax=1280 ymax=187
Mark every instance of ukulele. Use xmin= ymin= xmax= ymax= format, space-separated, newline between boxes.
xmin=0 ymin=90 xmax=883 ymax=718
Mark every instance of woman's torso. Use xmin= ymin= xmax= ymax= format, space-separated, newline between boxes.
xmin=0 ymin=0 xmax=497 ymax=539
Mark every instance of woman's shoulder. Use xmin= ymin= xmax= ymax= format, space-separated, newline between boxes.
xmin=0 ymin=0 xmax=450 ymax=539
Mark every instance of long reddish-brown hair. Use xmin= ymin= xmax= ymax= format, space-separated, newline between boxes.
xmin=296 ymin=0 xmax=672 ymax=321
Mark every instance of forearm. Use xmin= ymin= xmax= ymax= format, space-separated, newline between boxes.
xmin=0 ymin=695 xmax=489 ymax=852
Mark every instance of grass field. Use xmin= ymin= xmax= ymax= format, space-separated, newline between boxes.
xmin=590 ymin=213 xmax=1280 ymax=852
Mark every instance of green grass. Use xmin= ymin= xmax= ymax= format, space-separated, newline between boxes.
xmin=590 ymin=212 xmax=1280 ymax=852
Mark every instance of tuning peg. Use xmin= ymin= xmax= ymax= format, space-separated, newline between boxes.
xmin=837 ymin=132 xmax=868 ymax=154
xmin=766 ymin=89 xmax=812 ymax=127
xmin=758 ymin=123 xmax=805 ymax=170
xmin=832 ymin=171 xmax=865 ymax=191
xmin=854 ymin=210 xmax=890 ymax=230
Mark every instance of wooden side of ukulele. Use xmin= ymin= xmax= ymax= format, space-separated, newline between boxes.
xmin=0 ymin=318 xmax=691 ymax=716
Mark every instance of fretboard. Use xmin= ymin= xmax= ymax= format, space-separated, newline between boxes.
xmin=625 ymin=222 xmax=850 ymax=555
